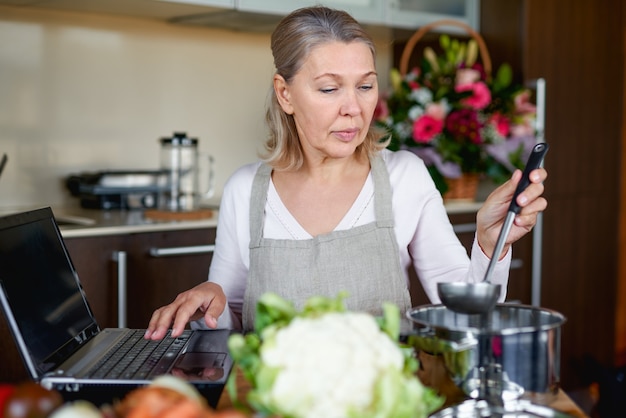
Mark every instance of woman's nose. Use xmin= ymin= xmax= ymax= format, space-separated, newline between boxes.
xmin=340 ymin=90 xmax=362 ymax=116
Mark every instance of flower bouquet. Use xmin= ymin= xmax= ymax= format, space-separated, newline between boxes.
xmin=375 ymin=20 xmax=538 ymax=197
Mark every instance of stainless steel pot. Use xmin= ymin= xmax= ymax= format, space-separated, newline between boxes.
xmin=405 ymin=304 xmax=566 ymax=405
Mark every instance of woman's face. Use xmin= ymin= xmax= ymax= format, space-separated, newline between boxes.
xmin=274 ymin=41 xmax=378 ymax=163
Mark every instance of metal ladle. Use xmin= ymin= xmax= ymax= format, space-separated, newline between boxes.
xmin=438 ymin=143 xmax=550 ymax=315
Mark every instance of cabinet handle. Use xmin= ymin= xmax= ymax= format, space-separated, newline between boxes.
xmin=452 ymin=223 xmax=477 ymax=234
xmin=149 ymin=245 xmax=215 ymax=257
xmin=112 ymin=251 xmax=127 ymax=328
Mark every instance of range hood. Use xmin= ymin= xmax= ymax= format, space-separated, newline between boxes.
xmin=0 ymin=0 xmax=226 ymax=20
xmin=169 ymin=9 xmax=283 ymax=32
xmin=0 ymin=0 xmax=284 ymax=32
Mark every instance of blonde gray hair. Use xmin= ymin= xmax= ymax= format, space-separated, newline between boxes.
xmin=261 ymin=6 xmax=388 ymax=170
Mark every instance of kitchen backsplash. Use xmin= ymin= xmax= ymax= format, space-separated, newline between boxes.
xmin=0 ymin=5 xmax=394 ymax=210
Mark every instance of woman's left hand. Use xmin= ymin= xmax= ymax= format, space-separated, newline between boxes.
xmin=476 ymin=167 xmax=548 ymax=259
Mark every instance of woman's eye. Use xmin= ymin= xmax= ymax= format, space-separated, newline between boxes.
xmin=320 ymin=88 xmax=337 ymax=94
xmin=359 ymin=84 xmax=374 ymax=91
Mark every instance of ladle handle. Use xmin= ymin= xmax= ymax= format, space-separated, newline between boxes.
xmin=508 ymin=143 xmax=549 ymax=214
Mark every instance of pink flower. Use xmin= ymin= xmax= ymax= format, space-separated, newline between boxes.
xmin=456 ymin=82 xmax=491 ymax=110
xmin=425 ymin=102 xmax=447 ymax=120
xmin=489 ymin=113 xmax=511 ymax=137
xmin=408 ymin=80 xmax=420 ymax=90
xmin=455 ymin=68 xmax=481 ymax=86
xmin=514 ymin=90 xmax=536 ymax=114
xmin=412 ymin=115 xmax=443 ymax=143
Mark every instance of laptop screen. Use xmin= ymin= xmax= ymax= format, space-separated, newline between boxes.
xmin=0 ymin=207 xmax=99 ymax=376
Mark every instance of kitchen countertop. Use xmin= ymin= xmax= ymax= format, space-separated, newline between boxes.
xmin=0 ymin=205 xmax=219 ymax=238
xmin=56 ymin=208 xmax=219 ymax=238
xmin=0 ymin=200 xmax=481 ymax=239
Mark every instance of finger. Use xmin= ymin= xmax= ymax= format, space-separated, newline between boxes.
xmin=516 ymin=167 xmax=547 ymax=206
xmin=513 ymin=212 xmax=537 ymax=230
xmin=518 ymin=196 xmax=548 ymax=217
xmin=529 ymin=167 xmax=548 ymax=183
xmin=517 ymin=182 xmax=545 ymax=208
xmin=170 ymin=285 xmax=226 ymax=334
xmin=145 ymin=306 xmax=176 ymax=340
xmin=204 ymin=297 xmax=227 ymax=329
xmin=170 ymin=300 xmax=204 ymax=337
xmin=514 ymin=198 xmax=548 ymax=226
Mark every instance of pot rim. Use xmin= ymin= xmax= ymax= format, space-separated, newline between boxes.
xmin=405 ymin=303 xmax=567 ymax=336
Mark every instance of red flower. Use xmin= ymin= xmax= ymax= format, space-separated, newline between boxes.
xmin=489 ymin=113 xmax=511 ymax=137
xmin=445 ymin=109 xmax=483 ymax=144
xmin=412 ymin=115 xmax=443 ymax=143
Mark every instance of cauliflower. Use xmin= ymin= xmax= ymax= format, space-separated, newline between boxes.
xmin=227 ymin=293 xmax=443 ymax=418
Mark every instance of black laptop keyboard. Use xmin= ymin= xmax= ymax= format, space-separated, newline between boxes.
xmin=87 ymin=329 xmax=192 ymax=380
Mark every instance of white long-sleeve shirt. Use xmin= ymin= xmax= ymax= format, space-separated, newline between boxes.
xmin=205 ymin=149 xmax=510 ymax=329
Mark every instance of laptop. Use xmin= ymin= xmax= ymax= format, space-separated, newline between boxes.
xmin=0 ymin=207 xmax=233 ymax=407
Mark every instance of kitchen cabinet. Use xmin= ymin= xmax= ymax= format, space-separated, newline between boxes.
xmin=64 ymin=227 xmax=216 ymax=330
xmin=161 ymin=0 xmax=234 ymax=7
xmin=387 ymin=0 xmax=479 ymax=31
xmin=238 ymin=0 xmax=386 ymax=26
xmin=233 ymin=0 xmax=479 ymax=30
xmin=0 ymin=0 xmax=231 ymax=20
xmin=124 ymin=229 xmax=216 ymax=328
xmin=63 ymin=235 xmax=127 ymax=329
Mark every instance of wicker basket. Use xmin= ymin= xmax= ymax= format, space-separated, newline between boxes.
xmin=400 ymin=20 xmax=491 ymax=202
xmin=443 ymin=173 xmax=480 ymax=202
xmin=399 ymin=19 xmax=492 ymax=77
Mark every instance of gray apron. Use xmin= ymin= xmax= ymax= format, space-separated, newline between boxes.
xmin=243 ymin=155 xmax=411 ymax=330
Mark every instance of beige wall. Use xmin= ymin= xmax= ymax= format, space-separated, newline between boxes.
xmin=0 ymin=5 xmax=393 ymax=209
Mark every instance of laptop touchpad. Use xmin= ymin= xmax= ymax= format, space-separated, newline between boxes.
xmin=171 ymin=352 xmax=227 ymax=382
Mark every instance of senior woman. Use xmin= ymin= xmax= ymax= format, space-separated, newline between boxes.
xmin=145 ymin=6 xmax=547 ymax=338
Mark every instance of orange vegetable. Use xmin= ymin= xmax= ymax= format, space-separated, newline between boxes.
xmin=115 ymin=380 xmax=249 ymax=418
xmin=117 ymin=386 xmax=209 ymax=418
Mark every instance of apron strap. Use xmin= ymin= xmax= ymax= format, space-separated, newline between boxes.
xmin=249 ymin=163 xmax=272 ymax=247
xmin=249 ymin=154 xmax=394 ymax=245
xmin=369 ymin=154 xmax=394 ymax=228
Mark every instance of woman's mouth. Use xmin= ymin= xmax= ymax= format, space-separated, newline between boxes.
xmin=334 ymin=128 xmax=359 ymax=142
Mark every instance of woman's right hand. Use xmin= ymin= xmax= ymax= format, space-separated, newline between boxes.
xmin=144 ymin=282 xmax=227 ymax=340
